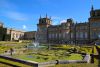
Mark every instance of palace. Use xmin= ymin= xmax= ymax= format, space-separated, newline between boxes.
xmin=0 ymin=23 xmax=24 ymax=41
xmin=0 ymin=23 xmax=36 ymax=41
xmin=36 ymin=6 xmax=100 ymax=44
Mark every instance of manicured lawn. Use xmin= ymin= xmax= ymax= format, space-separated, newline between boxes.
xmin=97 ymin=45 xmax=100 ymax=48
xmin=79 ymin=46 xmax=92 ymax=54
xmin=0 ymin=58 xmax=31 ymax=67
xmin=94 ymin=46 xmax=98 ymax=55
xmin=53 ymin=63 xmax=98 ymax=67
xmin=0 ymin=42 xmax=99 ymax=67
xmin=0 ymin=42 xmax=90 ymax=63
xmin=12 ymin=52 xmax=83 ymax=62
xmin=0 ymin=63 xmax=12 ymax=67
xmin=0 ymin=41 xmax=30 ymax=54
xmin=66 ymin=54 xmax=83 ymax=60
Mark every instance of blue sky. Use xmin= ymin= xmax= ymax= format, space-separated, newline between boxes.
xmin=0 ymin=0 xmax=100 ymax=31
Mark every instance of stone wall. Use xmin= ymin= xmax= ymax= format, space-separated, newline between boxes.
xmin=0 ymin=54 xmax=91 ymax=67
xmin=0 ymin=55 xmax=38 ymax=67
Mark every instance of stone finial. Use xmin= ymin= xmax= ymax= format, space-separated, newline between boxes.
xmin=91 ymin=5 xmax=94 ymax=11
xmin=46 ymin=13 xmax=47 ymax=18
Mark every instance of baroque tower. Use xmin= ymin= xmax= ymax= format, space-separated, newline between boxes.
xmin=36 ymin=15 xmax=52 ymax=43
xmin=89 ymin=5 xmax=100 ymax=41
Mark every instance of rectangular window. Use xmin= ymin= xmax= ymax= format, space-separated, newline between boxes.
xmin=55 ymin=33 xmax=57 ymax=38
xmin=49 ymin=34 xmax=51 ymax=39
xmin=59 ymin=33 xmax=61 ymax=38
xmin=71 ymin=33 xmax=73 ymax=38
xmin=76 ymin=32 xmax=79 ymax=38
xmin=80 ymin=32 xmax=83 ymax=38
xmin=85 ymin=32 xmax=87 ymax=38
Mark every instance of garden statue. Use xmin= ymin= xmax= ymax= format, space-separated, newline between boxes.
xmin=10 ymin=48 xmax=14 ymax=56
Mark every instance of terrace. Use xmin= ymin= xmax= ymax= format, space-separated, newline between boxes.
xmin=0 ymin=41 xmax=98 ymax=67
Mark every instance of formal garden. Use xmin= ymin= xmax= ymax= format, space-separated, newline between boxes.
xmin=0 ymin=41 xmax=99 ymax=67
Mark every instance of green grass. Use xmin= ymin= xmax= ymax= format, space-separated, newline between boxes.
xmin=0 ymin=42 xmax=89 ymax=63
xmin=94 ymin=46 xmax=98 ymax=55
xmin=0 ymin=41 xmax=30 ymax=54
xmin=0 ymin=63 xmax=12 ymax=67
xmin=79 ymin=46 xmax=92 ymax=54
xmin=0 ymin=42 xmax=99 ymax=67
xmin=12 ymin=52 xmax=83 ymax=62
xmin=0 ymin=58 xmax=32 ymax=67
xmin=66 ymin=54 xmax=83 ymax=60
xmin=97 ymin=45 xmax=100 ymax=48
xmin=52 ymin=63 xmax=98 ymax=67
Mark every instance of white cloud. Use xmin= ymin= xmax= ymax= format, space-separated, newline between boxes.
xmin=0 ymin=0 xmax=17 ymax=9
xmin=0 ymin=0 xmax=32 ymax=22
xmin=0 ymin=0 xmax=30 ymax=22
xmin=22 ymin=25 xmax=27 ymax=29
xmin=51 ymin=16 xmax=61 ymax=20
xmin=4 ymin=11 xmax=30 ymax=21
xmin=60 ymin=20 xmax=66 ymax=23
xmin=51 ymin=16 xmax=62 ymax=25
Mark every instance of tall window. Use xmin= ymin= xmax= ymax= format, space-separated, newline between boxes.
xmin=59 ymin=33 xmax=61 ymax=38
xmin=49 ymin=34 xmax=51 ymax=39
xmin=85 ymin=32 xmax=87 ymax=38
xmin=92 ymin=32 xmax=97 ymax=39
xmin=80 ymin=32 xmax=83 ymax=38
xmin=55 ymin=33 xmax=57 ymax=38
xmin=71 ymin=33 xmax=73 ymax=38
xmin=63 ymin=33 xmax=65 ymax=38
xmin=53 ymin=34 xmax=55 ymax=38
xmin=52 ymin=34 xmax=54 ymax=38
xmin=98 ymin=32 xmax=100 ymax=39
xmin=76 ymin=32 xmax=79 ymax=38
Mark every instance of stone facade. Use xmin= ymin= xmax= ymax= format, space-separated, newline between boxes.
xmin=47 ymin=19 xmax=74 ymax=44
xmin=0 ymin=23 xmax=24 ymax=41
xmin=37 ymin=17 xmax=89 ymax=44
xmin=0 ymin=22 xmax=8 ymax=41
xmin=75 ymin=23 xmax=89 ymax=44
xmin=24 ymin=31 xmax=36 ymax=40
xmin=89 ymin=6 xmax=100 ymax=42
xmin=36 ymin=6 xmax=100 ymax=44
xmin=36 ymin=15 xmax=52 ymax=43
xmin=9 ymin=29 xmax=24 ymax=41
xmin=0 ymin=22 xmax=36 ymax=41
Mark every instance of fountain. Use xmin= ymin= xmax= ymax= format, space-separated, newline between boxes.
xmin=32 ymin=41 xmax=39 ymax=48
xmin=27 ymin=41 xmax=40 ymax=49
xmin=27 ymin=41 xmax=46 ymax=49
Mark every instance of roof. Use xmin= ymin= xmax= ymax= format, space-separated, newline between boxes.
xmin=24 ymin=31 xmax=36 ymax=33
xmin=6 ymin=28 xmax=25 ymax=32
xmin=94 ymin=9 xmax=100 ymax=12
xmin=48 ymin=25 xmax=61 ymax=28
xmin=76 ymin=22 xmax=88 ymax=26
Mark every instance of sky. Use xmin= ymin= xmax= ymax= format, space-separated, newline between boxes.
xmin=0 ymin=0 xmax=100 ymax=31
